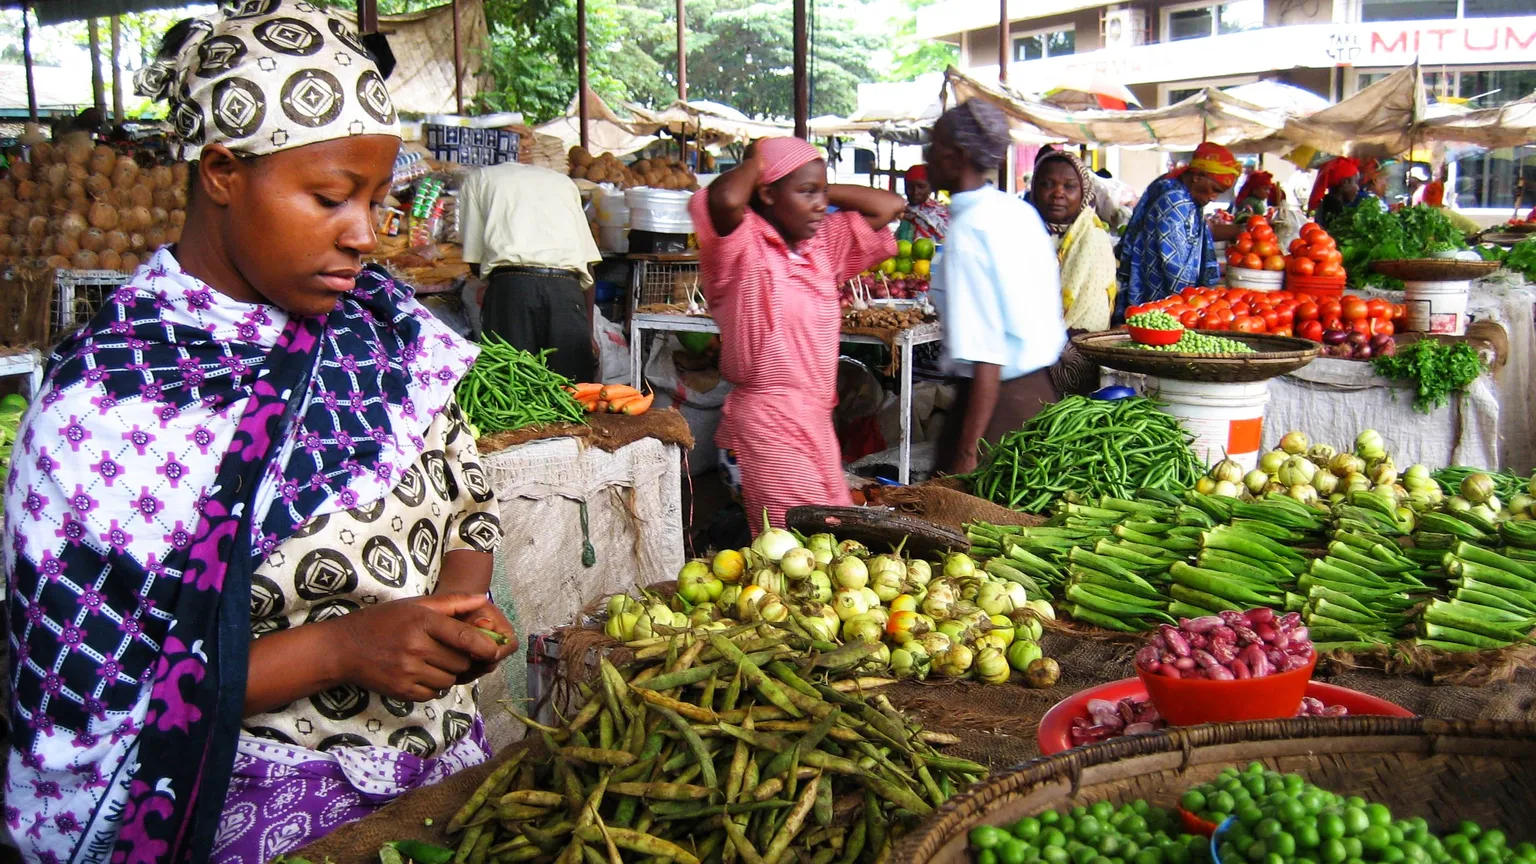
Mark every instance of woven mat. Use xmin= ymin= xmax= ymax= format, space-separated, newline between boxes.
xmin=876 ymin=481 xmax=1046 ymax=534
xmin=476 ymin=408 xmax=693 ymax=455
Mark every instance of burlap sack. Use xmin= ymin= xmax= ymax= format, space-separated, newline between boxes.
xmin=477 ymin=406 xmax=694 ymax=455
xmin=876 ymin=482 xmax=1047 ymax=534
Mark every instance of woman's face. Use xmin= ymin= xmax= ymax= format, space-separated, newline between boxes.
xmin=1336 ymin=176 xmax=1361 ymax=202
xmin=1032 ymin=159 xmax=1083 ymax=224
xmin=209 ymin=135 xmax=399 ymax=317
xmin=906 ymin=177 xmax=931 ymax=207
xmin=758 ymin=159 xmax=828 ymax=244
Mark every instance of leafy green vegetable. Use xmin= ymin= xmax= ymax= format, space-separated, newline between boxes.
xmin=1502 ymin=237 xmax=1536 ymax=281
xmin=1371 ymin=339 xmax=1486 ymax=414
xmin=1326 ymin=204 xmax=1469 ymax=291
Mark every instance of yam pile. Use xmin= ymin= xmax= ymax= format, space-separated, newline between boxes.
xmin=567 ymin=146 xmax=700 ymax=190
xmin=0 ymin=141 xmax=186 ymax=273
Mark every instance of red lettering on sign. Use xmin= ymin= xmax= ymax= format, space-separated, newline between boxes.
xmin=1464 ymin=27 xmax=1498 ymax=51
xmin=1371 ymin=30 xmax=1408 ymax=53
xmin=1509 ymin=27 xmax=1536 ymax=52
xmin=1427 ymin=28 xmax=1455 ymax=51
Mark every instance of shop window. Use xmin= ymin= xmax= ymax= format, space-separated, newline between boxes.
xmin=1454 ymin=145 xmax=1535 ymax=210
xmin=1359 ymin=0 xmax=1456 ymax=21
xmin=1164 ymin=0 xmax=1263 ymax=42
xmin=1013 ymin=27 xmax=1075 ymax=62
xmin=1461 ymin=0 xmax=1529 ymax=15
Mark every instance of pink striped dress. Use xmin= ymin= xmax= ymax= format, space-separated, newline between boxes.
xmin=689 ymin=192 xmax=896 ymax=530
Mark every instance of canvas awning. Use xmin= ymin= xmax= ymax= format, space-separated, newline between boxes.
xmin=628 ymin=100 xmax=792 ymax=145
xmin=535 ymin=88 xmax=661 ymax=156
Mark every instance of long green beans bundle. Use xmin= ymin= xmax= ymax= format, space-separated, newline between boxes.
xmin=965 ymin=396 xmax=1204 ymax=513
xmin=1432 ymin=466 xmax=1530 ymax=504
xmin=457 ymin=334 xmax=588 ymax=433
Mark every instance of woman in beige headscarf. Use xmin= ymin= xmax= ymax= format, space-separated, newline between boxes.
xmin=1031 ymin=151 xmax=1117 ymax=332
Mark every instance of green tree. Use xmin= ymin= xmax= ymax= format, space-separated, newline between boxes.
xmin=883 ymin=0 xmax=955 ymax=82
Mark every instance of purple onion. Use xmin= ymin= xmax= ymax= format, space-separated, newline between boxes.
xmin=1323 ymin=329 xmax=1350 ymax=346
xmin=1370 ymin=333 xmax=1394 ymax=351
xmin=1354 ymin=344 xmax=1374 ymax=360
xmin=1346 ymin=330 xmax=1370 ymax=347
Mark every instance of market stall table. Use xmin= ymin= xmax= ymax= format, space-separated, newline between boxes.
xmin=473 ymin=410 xmax=692 ymax=749
xmin=628 ymin=312 xmax=942 ymax=484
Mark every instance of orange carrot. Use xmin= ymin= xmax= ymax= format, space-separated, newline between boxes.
xmin=599 ymin=384 xmax=640 ymax=402
xmin=619 ymin=393 xmax=655 ymax=415
xmin=607 ymin=393 xmax=643 ymax=412
xmin=570 ymin=383 xmax=603 ymax=398
xmin=591 ymin=400 xmax=608 ymax=413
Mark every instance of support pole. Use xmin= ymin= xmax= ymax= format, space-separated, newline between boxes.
xmin=997 ymin=0 xmax=1008 ymax=83
xmin=358 ymin=0 xmax=378 ymax=34
xmin=451 ymin=0 xmax=464 ymax=114
xmin=676 ymin=0 xmax=687 ymax=100
xmin=89 ymin=18 xmax=106 ymax=121
xmin=111 ymin=15 xmax=124 ymax=122
xmin=578 ymin=0 xmax=590 ymax=151
xmin=793 ymin=0 xmax=808 ymax=138
xmin=21 ymin=2 xmax=37 ymax=124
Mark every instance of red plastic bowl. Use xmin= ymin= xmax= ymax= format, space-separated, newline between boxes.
xmin=1286 ymin=273 xmax=1346 ymax=300
xmin=1127 ymin=324 xmax=1185 ymax=345
xmin=1036 ymin=666 xmax=1412 ymax=755
xmin=1139 ymin=654 xmax=1317 ymax=726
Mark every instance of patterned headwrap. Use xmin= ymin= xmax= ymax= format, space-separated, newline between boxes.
xmin=1234 ymin=170 xmax=1274 ymax=205
xmin=1308 ymin=157 xmax=1361 ymax=212
xmin=941 ymin=100 xmax=1012 ymax=171
xmin=1359 ymin=157 xmax=1382 ymax=183
xmin=1185 ymin=142 xmax=1241 ymax=190
xmin=134 ymin=0 xmax=400 ymax=159
xmin=758 ymin=136 xmax=825 ymax=184
xmin=905 ymin=164 xmax=928 ymax=184
xmin=1033 ymin=150 xmax=1097 ymax=235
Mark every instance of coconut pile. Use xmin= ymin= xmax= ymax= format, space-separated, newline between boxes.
xmin=566 ymin=146 xmax=702 ymax=190
xmin=0 ymin=141 xmax=187 ymax=272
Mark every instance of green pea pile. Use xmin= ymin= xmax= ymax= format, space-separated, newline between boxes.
xmin=1128 ymin=311 xmax=1185 ymax=331
xmin=968 ymin=800 xmax=1211 ymax=864
xmin=1131 ymin=332 xmax=1256 ymax=355
xmin=967 ymin=764 xmax=1531 ymax=864
xmin=1190 ymin=764 xmax=1534 ymax=864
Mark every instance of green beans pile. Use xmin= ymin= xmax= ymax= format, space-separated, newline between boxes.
xmin=1131 ymin=332 xmax=1256 ymax=354
xmin=456 ymin=334 xmax=588 ymax=433
xmin=967 ymin=396 xmax=1205 ymax=513
xmin=1431 ymin=466 xmax=1529 ymax=504
xmin=420 ymin=621 xmax=983 ymax=864
xmin=1126 ymin=311 xmax=1183 ymax=330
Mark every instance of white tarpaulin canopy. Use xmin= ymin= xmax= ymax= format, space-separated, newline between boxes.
xmin=629 ymin=100 xmax=791 ymax=144
xmin=1422 ymin=95 xmax=1536 ymax=149
xmin=945 ymin=66 xmax=1291 ymax=150
xmin=1276 ymin=64 xmax=1428 ymax=157
xmin=535 ymin=89 xmax=662 ymax=157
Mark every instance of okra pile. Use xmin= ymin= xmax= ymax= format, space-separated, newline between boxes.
xmin=966 ymin=485 xmax=1536 ymax=655
xmin=427 ymin=622 xmax=986 ymax=864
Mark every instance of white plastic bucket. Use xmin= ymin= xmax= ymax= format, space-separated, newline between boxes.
xmin=631 ymin=210 xmax=695 ymax=233
xmin=1403 ymin=280 xmax=1470 ymax=335
xmin=624 ymin=187 xmax=693 ymax=210
xmin=1226 ymin=267 xmax=1284 ymax=292
xmin=1148 ymin=377 xmax=1270 ymax=472
xmin=599 ymin=225 xmax=629 ymax=253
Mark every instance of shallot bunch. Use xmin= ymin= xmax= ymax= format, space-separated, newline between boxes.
xmin=1134 ymin=608 xmax=1314 ymax=681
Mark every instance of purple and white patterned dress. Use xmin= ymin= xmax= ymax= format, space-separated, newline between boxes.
xmin=3 ymin=247 xmax=490 ymax=862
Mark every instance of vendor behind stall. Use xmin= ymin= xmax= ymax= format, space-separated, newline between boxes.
xmin=926 ymin=101 xmax=1067 ymax=475
xmin=1231 ymin=170 xmax=1281 ymax=219
xmin=896 ymin=164 xmax=949 ymax=243
xmin=460 ymin=162 xmax=602 ymax=382
xmin=5 ymin=7 xmax=517 ymax=862
xmin=1115 ymin=142 xmax=1240 ymax=316
xmin=1309 ymin=156 xmax=1361 ymax=228
xmin=689 ymin=138 xmax=903 ymax=530
xmin=1354 ymin=158 xmax=1389 ymax=213
xmin=1420 ymin=175 xmax=1485 ymax=236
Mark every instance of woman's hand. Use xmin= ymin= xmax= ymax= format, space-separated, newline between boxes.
xmin=333 ymin=593 xmax=506 ymax=702
xmin=451 ymin=595 xmax=520 ymax=685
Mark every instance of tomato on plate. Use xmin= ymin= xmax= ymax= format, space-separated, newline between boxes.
xmin=1298 ymin=320 xmax=1323 ymax=342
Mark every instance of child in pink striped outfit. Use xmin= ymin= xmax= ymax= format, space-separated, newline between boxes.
xmin=689 ymin=138 xmax=904 ymax=531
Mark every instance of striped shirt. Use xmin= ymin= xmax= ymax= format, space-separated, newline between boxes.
xmin=688 ymin=192 xmax=895 ymax=527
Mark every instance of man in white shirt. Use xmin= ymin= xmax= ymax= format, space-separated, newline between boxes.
xmin=459 ymin=162 xmax=603 ymax=381
xmin=926 ymin=101 xmax=1068 ymax=475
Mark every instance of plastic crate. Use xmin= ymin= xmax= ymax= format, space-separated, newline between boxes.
xmin=630 ymin=256 xmax=702 ymax=310
xmin=53 ymin=269 xmax=132 ymax=341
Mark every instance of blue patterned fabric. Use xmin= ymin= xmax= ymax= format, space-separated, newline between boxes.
xmin=1115 ymin=176 xmax=1220 ymax=315
xmin=4 ymin=247 xmax=475 ymax=863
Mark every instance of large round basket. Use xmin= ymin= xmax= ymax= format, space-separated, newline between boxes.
xmin=891 ymin=717 xmax=1536 ymax=864
xmin=1370 ymin=259 xmax=1502 ymax=282
xmin=1071 ymin=330 xmax=1319 ymax=383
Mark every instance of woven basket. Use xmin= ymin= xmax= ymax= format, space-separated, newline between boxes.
xmin=785 ymin=505 xmax=969 ymax=557
xmin=1370 ymin=259 xmax=1501 ymax=282
xmin=892 ymin=717 xmax=1536 ymax=864
xmin=1 ymin=263 xmax=55 ymax=349
xmin=1072 ymin=330 xmax=1319 ymax=383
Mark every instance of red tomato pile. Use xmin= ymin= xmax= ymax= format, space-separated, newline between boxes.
xmin=1127 ymin=288 xmax=1406 ymax=345
xmin=1225 ymin=215 xmax=1285 ymax=272
xmin=1284 ymin=222 xmax=1346 ymax=279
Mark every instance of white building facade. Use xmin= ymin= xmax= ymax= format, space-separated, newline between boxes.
xmin=919 ymin=0 xmax=1535 ymax=214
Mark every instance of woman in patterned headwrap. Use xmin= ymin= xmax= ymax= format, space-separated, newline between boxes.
xmin=1115 ymin=142 xmax=1240 ymax=315
xmin=4 ymin=4 xmax=517 ymax=862
xmin=689 ymin=139 xmax=903 ymax=530
xmin=896 ymin=164 xmax=949 ymax=243
xmin=1231 ymin=170 xmax=1281 ymax=220
xmin=1308 ymin=156 xmax=1362 ymax=229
